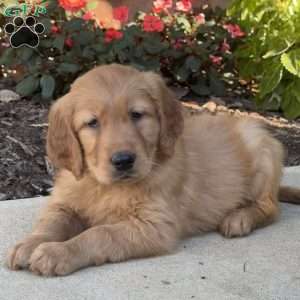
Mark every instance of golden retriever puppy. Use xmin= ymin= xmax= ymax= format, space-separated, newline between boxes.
xmin=7 ymin=64 xmax=300 ymax=276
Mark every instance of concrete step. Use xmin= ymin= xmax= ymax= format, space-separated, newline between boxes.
xmin=0 ymin=167 xmax=300 ymax=300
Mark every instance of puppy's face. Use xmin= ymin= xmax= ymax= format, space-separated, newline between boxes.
xmin=47 ymin=64 xmax=183 ymax=185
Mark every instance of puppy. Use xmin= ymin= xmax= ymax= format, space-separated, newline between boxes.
xmin=7 ymin=64 xmax=300 ymax=276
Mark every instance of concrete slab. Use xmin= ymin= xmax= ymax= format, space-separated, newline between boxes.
xmin=0 ymin=168 xmax=300 ymax=300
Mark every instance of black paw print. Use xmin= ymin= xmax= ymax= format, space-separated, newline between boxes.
xmin=4 ymin=16 xmax=45 ymax=48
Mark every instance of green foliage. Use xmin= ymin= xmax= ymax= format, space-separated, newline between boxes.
xmin=0 ymin=0 xmax=241 ymax=102
xmin=228 ymin=0 xmax=300 ymax=119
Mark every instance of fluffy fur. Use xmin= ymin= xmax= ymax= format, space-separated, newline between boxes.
xmin=6 ymin=64 xmax=300 ymax=276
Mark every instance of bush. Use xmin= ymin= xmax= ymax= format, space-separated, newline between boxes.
xmin=0 ymin=0 xmax=245 ymax=102
xmin=228 ymin=0 xmax=300 ymax=119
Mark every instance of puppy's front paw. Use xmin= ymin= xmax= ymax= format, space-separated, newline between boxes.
xmin=29 ymin=242 xmax=78 ymax=276
xmin=219 ymin=209 xmax=253 ymax=238
xmin=7 ymin=236 xmax=48 ymax=270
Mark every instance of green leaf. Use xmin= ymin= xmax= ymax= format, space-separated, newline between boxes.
xmin=259 ymin=60 xmax=283 ymax=97
xmin=281 ymin=49 xmax=300 ymax=77
xmin=92 ymin=43 xmax=107 ymax=54
xmin=0 ymin=48 xmax=15 ymax=65
xmin=57 ymin=63 xmax=80 ymax=74
xmin=82 ymin=47 xmax=95 ymax=59
xmin=86 ymin=1 xmax=98 ymax=10
xmin=17 ymin=47 xmax=34 ymax=61
xmin=281 ymin=82 xmax=300 ymax=119
xmin=52 ymin=35 xmax=65 ymax=52
xmin=262 ymin=40 xmax=294 ymax=59
xmin=74 ymin=31 xmax=95 ymax=46
xmin=64 ymin=18 xmax=84 ymax=31
xmin=40 ymin=74 xmax=55 ymax=100
xmin=209 ymin=70 xmax=225 ymax=96
xmin=185 ymin=56 xmax=201 ymax=72
xmin=176 ymin=16 xmax=192 ymax=33
xmin=143 ymin=37 xmax=168 ymax=55
xmin=175 ymin=65 xmax=191 ymax=82
xmin=190 ymin=80 xmax=210 ymax=96
xmin=16 ymin=75 xmax=39 ymax=97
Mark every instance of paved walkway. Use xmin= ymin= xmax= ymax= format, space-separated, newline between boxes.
xmin=0 ymin=167 xmax=299 ymax=300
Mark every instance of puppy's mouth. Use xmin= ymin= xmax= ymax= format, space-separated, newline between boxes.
xmin=113 ymin=170 xmax=137 ymax=182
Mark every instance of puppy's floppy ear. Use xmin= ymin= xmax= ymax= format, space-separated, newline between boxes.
xmin=143 ymin=72 xmax=184 ymax=158
xmin=46 ymin=95 xmax=83 ymax=179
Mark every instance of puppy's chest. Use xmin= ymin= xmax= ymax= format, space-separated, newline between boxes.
xmin=73 ymin=187 xmax=145 ymax=226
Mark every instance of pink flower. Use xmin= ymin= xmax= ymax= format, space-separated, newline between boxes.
xmin=195 ymin=13 xmax=205 ymax=25
xmin=82 ymin=11 xmax=94 ymax=21
xmin=176 ymin=0 xmax=192 ymax=12
xmin=104 ymin=28 xmax=123 ymax=43
xmin=210 ymin=55 xmax=223 ymax=65
xmin=143 ymin=15 xmax=165 ymax=32
xmin=58 ymin=0 xmax=86 ymax=12
xmin=51 ymin=25 xmax=60 ymax=34
xmin=65 ymin=37 xmax=74 ymax=48
xmin=113 ymin=6 xmax=129 ymax=23
xmin=153 ymin=0 xmax=173 ymax=13
xmin=173 ymin=39 xmax=183 ymax=49
xmin=223 ymin=24 xmax=245 ymax=38
xmin=220 ymin=39 xmax=230 ymax=52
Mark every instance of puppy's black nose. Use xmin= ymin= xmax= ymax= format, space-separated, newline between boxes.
xmin=111 ymin=151 xmax=136 ymax=172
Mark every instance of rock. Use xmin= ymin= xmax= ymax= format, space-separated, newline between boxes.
xmin=202 ymin=101 xmax=217 ymax=113
xmin=209 ymin=97 xmax=225 ymax=106
xmin=228 ymin=101 xmax=243 ymax=109
xmin=0 ymin=193 xmax=7 ymax=201
xmin=0 ymin=89 xmax=20 ymax=103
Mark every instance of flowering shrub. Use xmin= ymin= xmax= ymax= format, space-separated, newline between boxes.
xmin=228 ymin=0 xmax=300 ymax=119
xmin=0 ymin=0 xmax=245 ymax=102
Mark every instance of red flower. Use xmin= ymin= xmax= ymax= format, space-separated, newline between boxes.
xmin=104 ymin=28 xmax=123 ymax=43
xmin=220 ymin=39 xmax=230 ymax=52
xmin=143 ymin=15 xmax=164 ymax=32
xmin=51 ymin=25 xmax=60 ymax=34
xmin=176 ymin=0 xmax=192 ymax=12
xmin=153 ymin=0 xmax=173 ymax=13
xmin=210 ymin=55 xmax=223 ymax=65
xmin=173 ymin=39 xmax=183 ymax=49
xmin=82 ymin=11 xmax=94 ymax=21
xmin=58 ymin=0 xmax=86 ymax=12
xmin=65 ymin=37 xmax=74 ymax=48
xmin=113 ymin=6 xmax=129 ymax=23
xmin=195 ymin=13 xmax=205 ymax=25
xmin=223 ymin=24 xmax=245 ymax=38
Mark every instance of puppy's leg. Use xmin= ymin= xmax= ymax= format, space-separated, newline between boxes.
xmin=29 ymin=209 xmax=178 ymax=276
xmin=220 ymin=133 xmax=283 ymax=238
xmin=7 ymin=203 xmax=84 ymax=270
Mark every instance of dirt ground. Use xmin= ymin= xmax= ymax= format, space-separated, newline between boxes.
xmin=1 ymin=91 xmax=300 ymax=201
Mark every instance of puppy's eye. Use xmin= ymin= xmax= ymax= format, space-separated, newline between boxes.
xmin=130 ymin=111 xmax=144 ymax=122
xmin=86 ymin=118 xmax=99 ymax=128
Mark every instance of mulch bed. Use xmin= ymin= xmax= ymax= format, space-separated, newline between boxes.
xmin=1 ymin=92 xmax=300 ymax=201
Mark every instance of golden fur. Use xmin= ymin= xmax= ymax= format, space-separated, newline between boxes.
xmin=6 ymin=64 xmax=300 ymax=276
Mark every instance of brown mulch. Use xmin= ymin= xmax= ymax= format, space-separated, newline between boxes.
xmin=1 ymin=94 xmax=300 ymax=201
xmin=0 ymin=99 xmax=52 ymax=200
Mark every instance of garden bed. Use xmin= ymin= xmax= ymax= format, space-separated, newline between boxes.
xmin=1 ymin=92 xmax=300 ymax=201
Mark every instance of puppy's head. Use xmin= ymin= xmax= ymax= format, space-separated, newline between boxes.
xmin=47 ymin=64 xmax=183 ymax=184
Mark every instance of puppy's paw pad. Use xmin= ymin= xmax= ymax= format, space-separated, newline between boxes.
xmin=6 ymin=237 xmax=45 ymax=270
xmin=219 ymin=210 xmax=253 ymax=238
xmin=29 ymin=242 xmax=74 ymax=276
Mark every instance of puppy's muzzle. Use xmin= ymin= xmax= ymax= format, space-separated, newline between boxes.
xmin=111 ymin=151 xmax=136 ymax=173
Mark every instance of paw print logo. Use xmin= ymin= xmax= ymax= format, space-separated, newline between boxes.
xmin=4 ymin=16 xmax=45 ymax=48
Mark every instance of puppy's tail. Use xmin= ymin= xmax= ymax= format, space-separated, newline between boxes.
xmin=279 ymin=186 xmax=300 ymax=204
